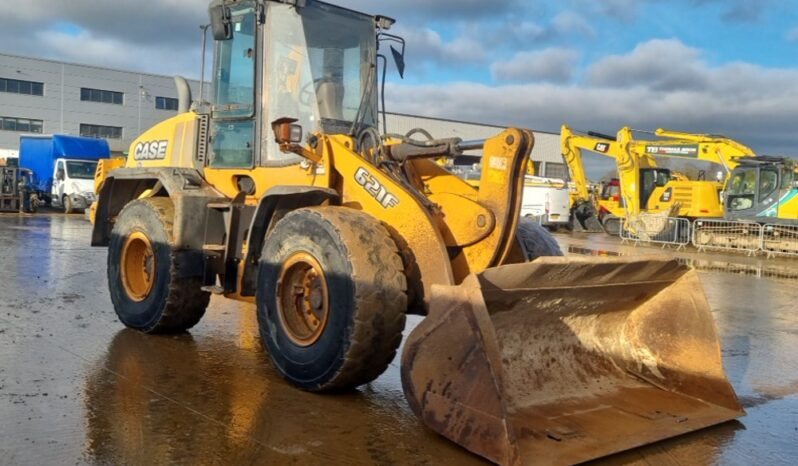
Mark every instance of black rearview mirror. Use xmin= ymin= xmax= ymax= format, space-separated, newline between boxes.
xmin=209 ymin=4 xmax=233 ymax=41
xmin=56 ymin=169 xmax=65 ymax=181
xmin=390 ymin=45 xmax=405 ymax=79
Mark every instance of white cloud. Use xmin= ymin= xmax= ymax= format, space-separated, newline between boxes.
xmin=395 ymin=26 xmax=487 ymax=65
xmin=491 ymin=48 xmax=579 ymax=83
xmin=386 ymin=40 xmax=798 ymax=156
xmin=586 ymin=39 xmax=708 ymax=91
xmin=35 ymin=29 xmax=202 ymax=78
xmin=551 ymin=11 xmax=596 ymax=38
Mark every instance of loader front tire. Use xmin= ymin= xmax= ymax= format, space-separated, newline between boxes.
xmin=257 ymin=207 xmax=407 ymax=391
xmin=516 ymin=217 xmax=564 ymax=260
xmin=107 ymin=197 xmax=210 ymax=334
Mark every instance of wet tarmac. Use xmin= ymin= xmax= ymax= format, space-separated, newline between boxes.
xmin=0 ymin=214 xmax=796 ymax=465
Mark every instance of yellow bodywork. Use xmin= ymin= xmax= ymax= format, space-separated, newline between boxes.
xmin=107 ymin=113 xmax=532 ymax=302
xmin=561 ymin=124 xmax=752 ymax=228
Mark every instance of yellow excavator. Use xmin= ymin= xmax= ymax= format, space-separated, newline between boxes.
xmin=561 ymin=125 xmax=755 ymax=237
xmin=560 ymin=126 xmax=624 ymax=232
xmin=90 ymin=1 xmax=742 ymax=464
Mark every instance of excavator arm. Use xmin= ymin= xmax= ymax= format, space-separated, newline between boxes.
xmin=636 ymin=128 xmax=756 ymax=180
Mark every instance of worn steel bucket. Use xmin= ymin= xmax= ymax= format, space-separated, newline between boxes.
xmin=401 ymin=256 xmax=743 ymax=465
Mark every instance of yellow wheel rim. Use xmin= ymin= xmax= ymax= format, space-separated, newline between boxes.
xmin=276 ymin=252 xmax=330 ymax=347
xmin=120 ymin=231 xmax=156 ymax=302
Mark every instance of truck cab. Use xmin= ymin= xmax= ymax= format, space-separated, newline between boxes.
xmin=52 ymin=158 xmax=98 ymax=212
xmin=19 ymin=134 xmax=109 ymax=213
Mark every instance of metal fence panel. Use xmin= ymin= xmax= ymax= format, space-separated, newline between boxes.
xmin=620 ymin=215 xmax=692 ymax=250
xmin=691 ymin=219 xmax=763 ymax=256
xmin=762 ymin=224 xmax=798 ymax=257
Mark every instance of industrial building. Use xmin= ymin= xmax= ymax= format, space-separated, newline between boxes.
xmin=0 ymin=52 xmax=565 ymax=177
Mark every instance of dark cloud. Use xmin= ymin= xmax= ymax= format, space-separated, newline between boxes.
xmin=0 ymin=1 xmax=207 ymax=48
xmin=695 ymin=0 xmax=773 ymax=23
xmin=568 ymin=0 xmax=650 ymax=22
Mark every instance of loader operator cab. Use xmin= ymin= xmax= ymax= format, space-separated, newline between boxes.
xmin=208 ymin=0 xmax=383 ymax=168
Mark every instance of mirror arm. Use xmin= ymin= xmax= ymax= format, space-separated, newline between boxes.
xmin=278 ymin=143 xmax=322 ymax=163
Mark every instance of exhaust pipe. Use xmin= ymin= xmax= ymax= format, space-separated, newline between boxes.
xmin=174 ymin=76 xmax=193 ymax=113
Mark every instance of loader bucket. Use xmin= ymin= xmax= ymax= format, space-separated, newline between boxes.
xmin=401 ymin=256 xmax=743 ymax=466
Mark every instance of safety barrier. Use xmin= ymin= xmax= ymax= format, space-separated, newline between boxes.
xmin=620 ymin=215 xmax=692 ymax=250
xmin=691 ymin=219 xmax=763 ymax=256
xmin=761 ymin=224 xmax=798 ymax=257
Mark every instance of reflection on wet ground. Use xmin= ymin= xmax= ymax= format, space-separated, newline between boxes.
xmin=1 ymin=214 xmax=797 ymax=465
xmin=565 ymin=235 xmax=798 ymax=283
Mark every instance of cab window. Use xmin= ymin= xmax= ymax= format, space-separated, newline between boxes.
xmin=759 ymin=169 xmax=778 ymax=199
xmin=727 ymin=168 xmax=757 ymax=211
xmin=210 ymin=2 xmax=256 ymax=168
xmin=728 ymin=170 xmax=756 ymax=195
xmin=781 ymin=169 xmax=794 ymax=190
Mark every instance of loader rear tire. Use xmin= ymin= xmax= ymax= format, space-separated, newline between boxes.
xmin=516 ymin=217 xmax=564 ymax=260
xmin=257 ymin=207 xmax=407 ymax=391
xmin=107 ymin=197 xmax=210 ymax=334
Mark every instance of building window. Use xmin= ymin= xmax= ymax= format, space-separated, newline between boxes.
xmin=544 ymin=162 xmax=568 ymax=180
xmin=80 ymin=87 xmax=123 ymax=105
xmin=155 ymin=96 xmax=179 ymax=111
xmin=0 ymin=116 xmax=43 ymax=133
xmin=80 ymin=123 xmax=122 ymax=139
xmin=0 ymin=77 xmax=44 ymax=96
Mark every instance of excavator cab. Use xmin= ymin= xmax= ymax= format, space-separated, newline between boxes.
xmin=639 ymin=167 xmax=671 ymax=209
xmin=726 ymin=157 xmax=797 ymax=221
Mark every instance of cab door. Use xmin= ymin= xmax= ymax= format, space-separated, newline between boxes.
xmin=207 ymin=1 xmax=259 ymax=170
xmin=53 ymin=159 xmax=65 ymax=202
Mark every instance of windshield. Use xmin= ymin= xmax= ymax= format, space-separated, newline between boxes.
xmin=66 ymin=161 xmax=97 ymax=180
xmin=264 ymin=2 xmax=376 ymax=161
xmin=728 ymin=169 xmax=757 ymax=195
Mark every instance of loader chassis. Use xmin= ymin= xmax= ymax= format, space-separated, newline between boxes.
xmin=91 ymin=1 xmax=744 ymax=465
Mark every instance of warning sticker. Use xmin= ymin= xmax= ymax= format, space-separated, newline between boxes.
xmin=489 ymin=157 xmax=508 ymax=171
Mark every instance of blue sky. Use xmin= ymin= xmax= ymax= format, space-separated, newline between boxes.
xmin=1 ymin=0 xmax=796 ymax=177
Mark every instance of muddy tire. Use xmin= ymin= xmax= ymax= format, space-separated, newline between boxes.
xmin=64 ymin=195 xmax=74 ymax=214
xmin=107 ymin=197 xmax=209 ymax=333
xmin=257 ymin=207 xmax=407 ymax=391
xmin=516 ymin=217 xmax=564 ymax=260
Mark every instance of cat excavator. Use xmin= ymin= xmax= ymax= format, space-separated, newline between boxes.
xmin=89 ymin=1 xmax=742 ymax=465
xmin=560 ymin=126 xmax=624 ymax=233
xmin=561 ymin=125 xmax=755 ymax=238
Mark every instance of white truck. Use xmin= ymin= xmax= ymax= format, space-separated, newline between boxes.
xmin=19 ymin=135 xmax=108 ymax=213
xmin=520 ymin=176 xmax=571 ymax=230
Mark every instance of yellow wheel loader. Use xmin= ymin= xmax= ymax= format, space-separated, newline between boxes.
xmin=91 ymin=1 xmax=743 ymax=464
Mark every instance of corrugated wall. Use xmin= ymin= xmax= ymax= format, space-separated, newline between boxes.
xmin=385 ymin=112 xmax=565 ymax=177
